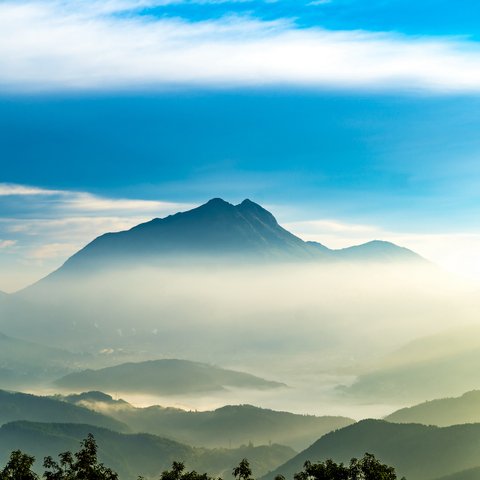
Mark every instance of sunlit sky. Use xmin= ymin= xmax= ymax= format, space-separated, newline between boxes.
xmin=2 ymin=0 xmax=480 ymax=291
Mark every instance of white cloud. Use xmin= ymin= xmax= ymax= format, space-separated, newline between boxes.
xmin=0 ymin=183 xmax=193 ymax=290
xmin=0 ymin=240 xmax=17 ymax=249
xmin=64 ymin=192 xmax=188 ymax=213
xmin=0 ymin=184 xmax=63 ymax=196
xmin=28 ymin=242 xmax=78 ymax=260
xmin=2 ymin=1 xmax=480 ymax=92
xmin=0 ymin=183 xmax=191 ymax=215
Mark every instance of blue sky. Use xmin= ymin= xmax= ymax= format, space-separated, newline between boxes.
xmin=2 ymin=0 xmax=480 ymax=290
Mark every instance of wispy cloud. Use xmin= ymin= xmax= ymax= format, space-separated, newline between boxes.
xmin=0 ymin=183 xmax=192 ymax=291
xmin=0 ymin=183 xmax=190 ymax=216
xmin=0 ymin=184 xmax=63 ymax=196
xmin=28 ymin=242 xmax=80 ymax=260
xmin=0 ymin=240 xmax=17 ymax=249
xmin=3 ymin=0 xmax=480 ymax=92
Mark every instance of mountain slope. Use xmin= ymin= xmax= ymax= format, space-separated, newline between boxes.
xmin=61 ymin=393 xmax=354 ymax=450
xmin=55 ymin=359 xmax=285 ymax=396
xmin=0 ymin=421 xmax=295 ymax=480
xmin=435 ymin=467 xmax=480 ymax=480
xmin=342 ymin=327 xmax=480 ymax=403
xmin=262 ymin=420 xmax=480 ymax=480
xmin=0 ymin=332 xmax=86 ymax=388
xmin=0 ymin=390 xmax=127 ymax=432
xmin=385 ymin=390 xmax=480 ymax=426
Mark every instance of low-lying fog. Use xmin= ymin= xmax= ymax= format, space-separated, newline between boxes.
xmin=4 ymin=261 xmax=480 ymax=418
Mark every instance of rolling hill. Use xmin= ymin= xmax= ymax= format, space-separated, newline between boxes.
xmin=0 ymin=421 xmax=295 ymax=479
xmin=0 ymin=389 xmax=127 ymax=432
xmin=262 ymin=420 xmax=480 ymax=480
xmin=55 ymin=359 xmax=285 ymax=396
xmin=61 ymin=392 xmax=355 ymax=450
xmin=385 ymin=390 xmax=480 ymax=426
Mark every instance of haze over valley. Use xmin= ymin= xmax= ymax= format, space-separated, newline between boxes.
xmin=3 ymin=2 xmax=480 ymax=476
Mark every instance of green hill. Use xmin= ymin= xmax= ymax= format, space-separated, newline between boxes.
xmin=262 ymin=419 xmax=480 ymax=480
xmin=62 ymin=393 xmax=354 ymax=450
xmin=55 ymin=359 xmax=285 ymax=396
xmin=0 ymin=389 xmax=128 ymax=432
xmin=0 ymin=421 xmax=295 ymax=479
xmin=385 ymin=390 xmax=480 ymax=426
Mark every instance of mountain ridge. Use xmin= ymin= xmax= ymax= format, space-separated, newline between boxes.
xmin=60 ymin=392 xmax=355 ymax=450
xmin=30 ymin=198 xmax=424 ymax=288
xmin=54 ymin=358 xmax=286 ymax=396
xmin=262 ymin=419 xmax=480 ymax=480
xmin=385 ymin=390 xmax=480 ymax=426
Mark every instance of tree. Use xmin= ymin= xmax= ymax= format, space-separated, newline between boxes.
xmin=43 ymin=433 xmax=118 ymax=480
xmin=0 ymin=450 xmax=38 ymax=480
xmin=293 ymin=453 xmax=405 ymax=480
xmin=233 ymin=459 xmax=253 ymax=480
xmin=158 ymin=461 xmax=215 ymax=480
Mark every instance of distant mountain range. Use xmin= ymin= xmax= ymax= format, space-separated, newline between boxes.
xmin=385 ymin=390 xmax=480 ymax=427
xmin=263 ymin=419 xmax=480 ymax=480
xmin=54 ymin=359 xmax=285 ymax=396
xmin=36 ymin=198 xmax=423 ymax=284
xmin=61 ymin=391 xmax=354 ymax=450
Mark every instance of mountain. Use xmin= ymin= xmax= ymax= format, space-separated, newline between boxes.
xmin=333 ymin=240 xmax=423 ymax=262
xmin=0 ymin=389 xmax=127 ymax=432
xmin=61 ymin=392 xmax=355 ymax=450
xmin=0 ymin=421 xmax=295 ymax=479
xmin=32 ymin=198 xmax=423 ymax=285
xmin=0 ymin=331 xmax=86 ymax=388
xmin=54 ymin=359 xmax=285 ymax=396
xmin=385 ymin=390 xmax=480 ymax=426
xmin=341 ymin=326 xmax=480 ymax=402
xmin=44 ymin=198 xmax=325 ymax=279
xmin=262 ymin=420 xmax=480 ymax=480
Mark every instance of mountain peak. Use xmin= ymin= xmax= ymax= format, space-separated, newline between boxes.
xmin=203 ymin=198 xmax=232 ymax=208
xmin=239 ymin=198 xmax=257 ymax=207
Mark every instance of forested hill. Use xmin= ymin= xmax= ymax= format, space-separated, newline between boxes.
xmin=0 ymin=421 xmax=295 ymax=480
xmin=263 ymin=419 xmax=480 ymax=480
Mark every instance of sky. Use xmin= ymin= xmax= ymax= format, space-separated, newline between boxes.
xmin=2 ymin=0 xmax=480 ymax=291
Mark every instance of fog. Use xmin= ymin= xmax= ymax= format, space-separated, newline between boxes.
xmin=2 ymin=261 xmax=480 ymax=418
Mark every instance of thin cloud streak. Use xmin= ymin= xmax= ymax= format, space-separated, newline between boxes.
xmin=0 ymin=184 xmax=193 ymax=291
xmin=3 ymin=1 xmax=480 ymax=92
xmin=0 ymin=184 xmax=63 ymax=196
